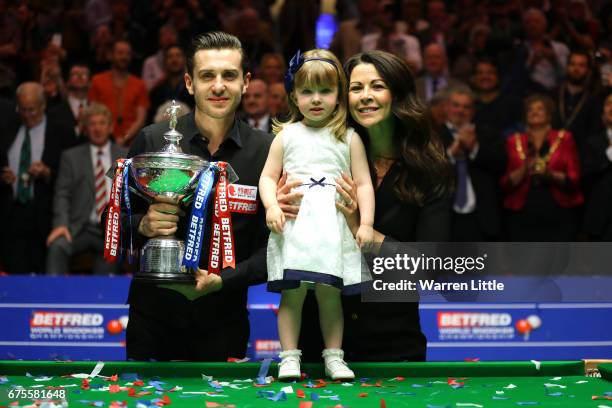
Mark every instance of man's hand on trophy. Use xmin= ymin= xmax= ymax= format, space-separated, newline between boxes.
xmin=195 ymin=269 xmax=223 ymax=295
xmin=159 ymin=269 xmax=222 ymax=300
xmin=138 ymin=196 xmax=185 ymax=238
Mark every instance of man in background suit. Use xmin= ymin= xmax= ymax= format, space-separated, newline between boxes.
xmin=240 ymin=79 xmax=272 ymax=133
xmin=48 ymin=64 xmax=92 ymax=144
xmin=442 ymin=86 xmax=506 ymax=241
xmin=416 ymin=43 xmax=463 ymax=103
xmin=46 ymin=103 xmax=127 ymax=275
xmin=0 ymin=82 xmax=74 ymax=273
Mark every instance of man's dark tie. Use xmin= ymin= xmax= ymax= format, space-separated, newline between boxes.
xmin=16 ymin=128 xmax=32 ymax=203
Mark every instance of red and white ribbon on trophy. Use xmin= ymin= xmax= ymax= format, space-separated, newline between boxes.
xmin=208 ymin=161 xmax=236 ymax=275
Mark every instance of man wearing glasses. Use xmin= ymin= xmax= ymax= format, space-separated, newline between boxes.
xmin=0 ymin=82 xmax=74 ymax=274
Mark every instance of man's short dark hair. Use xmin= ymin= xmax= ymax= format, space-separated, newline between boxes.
xmin=186 ymin=31 xmax=249 ymax=76
xmin=472 ymin=57 xmax=499 ymax=76
xmin=567 ymin=49 xmax=592 ymax=69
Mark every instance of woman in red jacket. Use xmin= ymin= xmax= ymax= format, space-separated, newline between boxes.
xmin=500 ymin=94 xmax=583 ymax=241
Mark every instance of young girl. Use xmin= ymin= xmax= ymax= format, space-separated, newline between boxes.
xmin=259 ymin=49 xmax=375 ymax=381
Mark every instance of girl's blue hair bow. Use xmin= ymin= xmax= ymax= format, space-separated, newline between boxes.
xmin=284 ymin=50 xmax=304 ymax=93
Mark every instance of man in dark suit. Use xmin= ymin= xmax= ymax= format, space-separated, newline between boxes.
xmin=46 ymin=103 xmax=127 ymax=275
xmin=240 ymin=78 xmax=272 ymax=133
xmin=583 ymin=93 xmax=612 ymax=241
xmin=415 ymin=43 xmax=463 ymax=103
xmin=47 ymin=64 xmax=92 ymax=144
xmin=442 ymin=86 xmax=506 ymax=241
xmin=0 ymin=82 xmax=74 ymax=273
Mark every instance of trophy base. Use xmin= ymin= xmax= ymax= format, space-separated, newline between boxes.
xmin=135 ymin=236 xmax=195 ymax=283
xmin=133 ymin=272 xmax=195 ymax=283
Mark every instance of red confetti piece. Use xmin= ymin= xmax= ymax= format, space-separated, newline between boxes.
xmin=127 ymin=388 xmax=136 ymax=397
xmin=109 ymin=384 xmax=121 ymax=393
xmin=110 ymin=374 xmax=118 ymax=382
xmin=361 ymin=380 xmax=383 ymax=387
xmin=298 ymin=402 xmax=313 ymax=408
xmin=592 ymin=395 xmax=612 ymax=400
xmin=464 ymin=358 xmax=480 ymax=362
xmin=393 ymin=377 xmax=405 ymax=381
xmin=380 ymin=399 xmax=387 ymax=408
xmin=81 ymin=378 xmax=90 ymax=390
xmin=133 ymin=380 xmax=144 ymax=386
xmin=163 ymin=395 xmax=171 ymax=405
xmin=447 ymin=378 xmax=465 ymax=387
xmin=296 ymin=390 xmax=306 ymax=398
xmin=358 ymin=393 xmax=369 ymax=397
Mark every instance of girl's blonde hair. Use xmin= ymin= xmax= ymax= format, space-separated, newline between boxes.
xmin=273 ymin=49 xmax=348 ymax=141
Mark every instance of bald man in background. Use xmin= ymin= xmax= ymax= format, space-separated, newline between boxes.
xmin=240 ymin=79 xmax=272 ymax=133
xmin=0 ymin=82 xmax=74 ymax=273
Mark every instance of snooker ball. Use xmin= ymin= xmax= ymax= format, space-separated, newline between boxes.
xmin=107 ymin=319 xmax=123 ymax=335
xmin=515 ymin=319 xmax=532 ymax=334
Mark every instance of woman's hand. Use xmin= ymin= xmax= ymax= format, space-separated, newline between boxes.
xmin=335 ymin=172 xmax=359 ymax=236
xmin=266 ymin=204 xmax=285 ymax=233
xmin=276 ymin=172 xmax=303 ymax=219
xmin=509 ymin=160 xmax=530 ymax=186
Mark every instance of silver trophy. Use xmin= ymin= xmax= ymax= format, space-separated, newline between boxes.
xmin=129 ymin=101 xmax=234 ymax=282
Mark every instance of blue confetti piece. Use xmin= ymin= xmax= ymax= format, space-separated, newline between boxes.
xmin=546 ymin=392 xmax=563 ymax=397
xmin=604 ymin=392 xmax=612 ymax=397
xmin=427 ymin=405 xmax=451 ymax=408
xmin=396 ymin=392 xmax=417 ymax=396
xmin=329 ymin=395 xmax=340 ymax=400
xmin=311 ymin=392 xmax=320 ymax=401
xmin=516 ymin=402 xmax=540 ymax=405
xmin=257 ymin=390 xmax=276 ymax=399
xmin=257 ymin=358 xmax=272 ymax=384
xmin=271 ymin=391 xmax=286 ymax=402
xmin=0 ymin=376 xmax=9 ymax=384
xmin=359 ymin=378 xmax=371 ymax=383
xmin=323 ymin=390 xmax=333 ymax=394
xmin=92 ymin=401 xmax=104 ymax=407
xmin=120 ymin=373 xmax=140 ymax=381
xmin=493 ymin=396 xmax=509 ymax=400
xmin=412 ymin=384 xmax=426 ymax=388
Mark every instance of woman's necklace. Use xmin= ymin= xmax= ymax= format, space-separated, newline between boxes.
xmin=372 ymin=156 xmax=397 ymax=187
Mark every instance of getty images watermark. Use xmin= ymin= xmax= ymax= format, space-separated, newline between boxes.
xmin=370 ymin=252 xmax=505 ymax=292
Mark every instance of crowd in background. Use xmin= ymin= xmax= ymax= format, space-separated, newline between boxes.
xmin=1 ymin=0 xmax=612 ymax=274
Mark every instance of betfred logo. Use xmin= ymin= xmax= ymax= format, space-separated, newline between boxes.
xmin=255 ymin=340 xmax=281 ymax=352
xmin=438 ymin=312 xmax=512 ymax=328
xmin=228 ymin=184 xmax=258 ymax=201
xmin=30 ymin=311 xmax=104 ymax=327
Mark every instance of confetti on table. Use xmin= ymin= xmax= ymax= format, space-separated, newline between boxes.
xmin=426 ymin=404 xmax=451 ymax=408
xmin=298 ymin=402 xmax=313 ymax=408
xmin=358 ymin=393 xmax=368 ymax=397
xmin=575 ymin=380 xmax=588 ymax=384
xmin=0 ymin=376 xmax=9 ymax=384
xmin=464 ymin=358 xmax=480 ymax=362
xmin=296 ymin=389 xmax=305 ymax=398
xmin=256 ymin=358 xmax=272 ymax=384
xmin=89 ymin=362 xmax=105 ymax=379
xmin=204 ymin=402 xmax=235 ymax=408
xmin=448 ymin=378 xmax=465 ymax=388
xmin=530 ymin=360 xmax=541 ymax=370
xmin=597 ymin=405 xmax=612 ymax=408
xmin=388 ymin=377 xmax=405 ymax=382
xmin=543 ymin=383 xmax=566 ymax=388
xmin=550 ymin=377 xmax=562 ymax=381
xmin=593 ymin=396 xmax=612 ymax=401
xmin=492 ymin=396 xmax=509 ymax=400
xmin=380 ymin=398 xmax=387 ymax=408
xmin=504 ymin=384 xmax=517 ymax=389
xmin=516 ymin=402 xmax=540 ymax=405
xmin=226 ymin=357 xmax=250 ymax=363
xmin=457 ymin=403 xmax=483 ymax=407
xmin=280 ymin=385 xmax=293 ymax=394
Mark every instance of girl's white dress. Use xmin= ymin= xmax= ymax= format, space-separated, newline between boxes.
xmin=267 ymin=122 xmax=366 ymax=294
